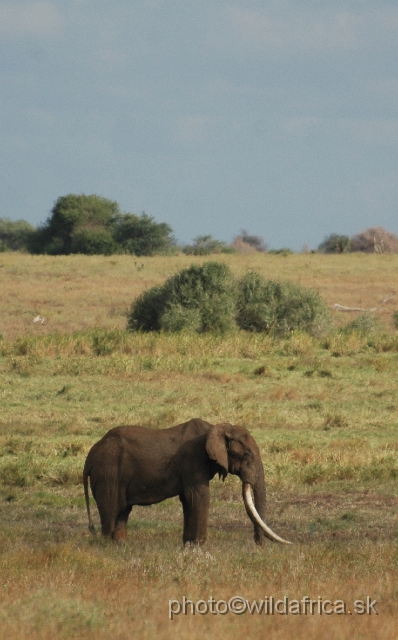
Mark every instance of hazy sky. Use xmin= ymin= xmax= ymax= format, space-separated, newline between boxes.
xmin=1 ymin=1 xmax=398 ymax=249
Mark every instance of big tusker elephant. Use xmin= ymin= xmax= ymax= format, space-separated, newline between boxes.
xmin=83 ymin=418 xmax=292 ymax=545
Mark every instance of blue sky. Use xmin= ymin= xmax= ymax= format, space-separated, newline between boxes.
xmin=1 ymin=1 xmax=397 ymax=250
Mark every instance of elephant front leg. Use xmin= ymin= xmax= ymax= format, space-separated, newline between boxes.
xmin=180 ymin=484 xmax=210 ymax=545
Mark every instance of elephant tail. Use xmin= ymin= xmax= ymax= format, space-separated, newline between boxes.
xmin=83 ymin=465 xmax=96 ymax=534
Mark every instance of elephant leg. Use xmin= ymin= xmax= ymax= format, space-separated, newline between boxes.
xmin=180 ymin=484 xmax=210 ymax=545
xmin=99 ymin=510 xmax=117 ymax=537
xmin=92 ymin=479 xmax=126 ymax=538
xmin=112 ymin=505 xmax=133 ymax=542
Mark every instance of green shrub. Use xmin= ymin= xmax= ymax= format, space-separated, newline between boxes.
xmin=340 ymin=313 xmax=381 ymax=336
xmin=112 ymin=212 xmax=174 ymax=256
xmin=0 ymin=218 xmax=36 ymax=251
xmin=128 ymin=262 xmax=237 ymax=333
xmin=91 ymin=329 xmax=125 ymax=356
xmin=267 ymin=248 xmax=294 ymax=256
xmin=127 ymin=285 xmax=170 ymax=332
xmin=70 ymin=228 xmax=118 ymax=255
xmin=317 ymin=234 xmax=351 ymax=254
xmin=29 ymin=194 xmax=119 ymax=255
xmin=160 ymin=306 xmax=202 ymax=333
xmin=182 ymin=235 xmax=234 ymax=255
xmin=236 ymin=271 xmax=330 ymax=336
xmin=128 ymin=263 xmax=330 ymax=335
xmin=29 ymin=195 xmax=174 ymax=256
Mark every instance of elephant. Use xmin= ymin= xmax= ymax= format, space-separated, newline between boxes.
xmin=83 ymin=418 xmax=292 ymax=545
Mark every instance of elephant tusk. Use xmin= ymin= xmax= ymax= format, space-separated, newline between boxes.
xmin=242 ymin=483 xmax=293 ymax=545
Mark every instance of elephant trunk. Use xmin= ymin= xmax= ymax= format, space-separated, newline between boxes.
xmin=242 ymin=483 xmax=292 ymax=545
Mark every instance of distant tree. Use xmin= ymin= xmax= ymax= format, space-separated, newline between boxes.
xmin=112 ymin=212 xmax=174 ymax=256
xmin=318 ymin=234 xmax=351 ymax=254
xmin=268 ymin=248 xmax=294 ymax=256
xmin=232 ymin=230 xmax=267 ymax=253
xmin=29 ymin=194 xmax=119 ymax=255
xmin=29 ymin=195 xmax=174 ymax=256
xmin=350 ymin=227 xmax=398 ymax=254
xmin=182 ymin=235 xmax=234 ymax=255
xmin=70 ymin=228 xmax=118 ymax=255
xmin=0 ymin=218 xmax=36 ymax=251
xmin=230 ymin=238 xmax=257 ymax=253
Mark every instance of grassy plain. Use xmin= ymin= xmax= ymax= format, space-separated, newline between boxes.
xmin=0 ymin=252 xmax=397 ymax=639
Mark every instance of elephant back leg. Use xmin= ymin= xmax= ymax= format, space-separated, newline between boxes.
xmin=112 ymin=505 xmax=133 ymax=541
xmin=91 ymin=477 xmax=127 ymax=538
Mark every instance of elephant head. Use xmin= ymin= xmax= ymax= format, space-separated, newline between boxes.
xmin=206 ymin=423 xmax=291 ymax=545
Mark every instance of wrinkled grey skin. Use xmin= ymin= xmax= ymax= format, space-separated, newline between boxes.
xmin=83 ymin=418 xmax=270 ymax=544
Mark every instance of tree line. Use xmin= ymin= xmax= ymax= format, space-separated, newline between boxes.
xmin=1 ymin=194 xmax=397 ymax=255
xmin=0 ymin=195 xmax=173 ymax=256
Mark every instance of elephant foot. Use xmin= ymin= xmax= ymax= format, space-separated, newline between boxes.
xmin=183 ymin=539 xmax=206 ymax=547
xmin=112 ymin=528 xmax=128 ymax=542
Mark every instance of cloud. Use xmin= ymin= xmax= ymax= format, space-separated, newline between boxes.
xmin=0 ymin=1 xmax=62 ymax=37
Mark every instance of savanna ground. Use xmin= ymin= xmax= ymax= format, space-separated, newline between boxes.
xmin=0 ymin=252 xmax=397 ymax=639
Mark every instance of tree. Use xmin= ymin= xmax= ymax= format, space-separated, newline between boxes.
xmin=112 ymin=212 xmax=174 ymax=256
xmin=232 ymin=230 xmax=267 ymax=253
xmin=318 ymin=234 xmax=351 ymax=254
xmin=70 ymin=228 xmax=118 ymax=255
xmin=29 ymin=195 xmax=174 ymax=256
xmin=182 ymin=235 xmax=234 ymax=255
xmin=0 ymin=218 xmax=36 ymax=251
xmin=350 ymin=227 xmax=398 ymax=253
xmin=29 ymin=194 xmax=119 ymax=255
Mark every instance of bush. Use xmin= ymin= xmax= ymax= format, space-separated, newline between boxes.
xmin=70 ymin=228 xmax=118 ymax=255
xmin=127 ymin=285 xmax=171 ymax=332
xmin=182 ymin=235 xmax=234 ymax=256
xmin=128 ymin=262 xmax=331 ymax=336
xmin=29 ymin=195 xmax=174 ymax=256
xmin=0 ymin=218 xmax=36 ymax=251
xmin=29 ymin=194 xmax=119 ymax=255
xmin=268 ymin=248 xmax=294 ymax=256
xmin=232 ymin=230 xmax=267 ymax=253
xmin=230 ymin=238 xmax=257 ymax=254
xmin=128 ymin=262 xmax=238 ymax=333
xmin=340 ymin=313 xmax=382 ymax=335
xmin=236 ymin=271 xmax=331 ymax=336
xmin=160 ymin=306 xmax=202 ymax=333
xmin=350 ymin=227 xmax=398 ymax=254
xmin=318 ymin=234 xmax=351 ymax=254
xmin=112 ymin=212 xmax=174 ymax=256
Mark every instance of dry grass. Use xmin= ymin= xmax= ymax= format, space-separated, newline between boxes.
xmin=0 ymin=253 xmax=398 ymax=638
xmin=0 ymin=252 xmax=397 ymax=340
xmin=0 ymin=536 xmax=395 ymax=639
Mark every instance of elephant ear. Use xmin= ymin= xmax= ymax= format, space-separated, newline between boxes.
xmin=205 ymin=424 xmax=231 ymax=479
